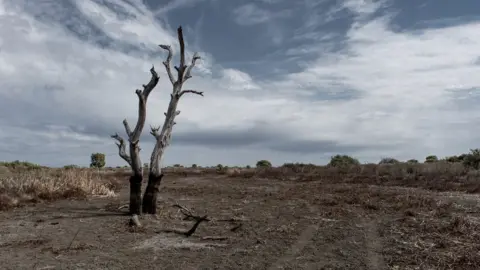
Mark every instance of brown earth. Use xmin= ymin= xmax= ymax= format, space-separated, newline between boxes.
xmin=1 ymin=171 xmax=480 ymax=270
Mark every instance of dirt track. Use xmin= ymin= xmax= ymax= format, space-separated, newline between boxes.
xmin=1 ymin=175 xmax=480 ymax=270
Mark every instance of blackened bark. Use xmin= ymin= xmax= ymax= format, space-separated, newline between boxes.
xmin=142 ymin=173 xmax=163 ymax=214
xmin=129 ymin=174 xmax=143 ymax=215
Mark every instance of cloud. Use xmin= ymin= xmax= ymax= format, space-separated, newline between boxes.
xmin=232 ymin=3 xmax=291 ymax=26
xmin=153 ymin=0 xmax=209 ymax=15
xmin=1 ymin=0 xmax=480 ymax=167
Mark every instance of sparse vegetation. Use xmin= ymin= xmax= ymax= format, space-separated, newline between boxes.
xmin=1 ymin=161 xmax=480 ymax=269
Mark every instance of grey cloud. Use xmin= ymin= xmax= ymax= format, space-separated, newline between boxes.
xmin=49 ymin=117 xmax=372 ymax=155
xmin=268 ymin=139 xmax=366 ymax=154
xmin=232 ymin=3 xmax=292 ymax=26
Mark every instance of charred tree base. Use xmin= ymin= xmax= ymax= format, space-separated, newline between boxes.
xmin=142 ymin=173 xmax=164 ymax=214
xmin=129 ymin=175 xmax=143 ymax=215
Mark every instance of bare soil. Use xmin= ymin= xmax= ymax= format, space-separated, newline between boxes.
xmin=1 ymin=174 xmax=480 ymax=270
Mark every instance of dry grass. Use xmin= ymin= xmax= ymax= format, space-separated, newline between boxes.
xmin=1 ymin=162 xmax=480 ymax=269
xmin=163 ymin=161 xmax=480 ymax=193
xmin=1 ymin=161 xmax=479 ymax=212
xmin=0 ymin=167 xmax=120 ymax=210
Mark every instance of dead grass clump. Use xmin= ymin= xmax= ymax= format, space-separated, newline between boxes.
xmin=382 ymin=197 xmax=480 ymax=269
xmin=0 ymin=169 xmax=117 ymax=210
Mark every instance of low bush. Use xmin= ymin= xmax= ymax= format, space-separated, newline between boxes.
xmin=328 ymin=155 xmax=360 ymax=167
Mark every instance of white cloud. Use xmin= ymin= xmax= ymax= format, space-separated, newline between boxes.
xmin=1 ymin=0 xmax=480 ymax=166
xmin=153 ymin=0 xmax=209 ymax=15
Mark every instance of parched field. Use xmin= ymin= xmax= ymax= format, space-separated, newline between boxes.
xmin=1 ymin=165 xmax=480 ymax=269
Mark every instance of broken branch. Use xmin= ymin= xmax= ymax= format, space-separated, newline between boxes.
xmin=111 ymin=133 xmax=132 ymax=166
xmin=178 ymin=26 xmax=186 ymax=81
xmin=172 ymin=203 xmax=211 ymax=222
xmin=122 ymin=119 xmax=133 ymax=138
xmin=143 ymin=66 xmax=159 ymax=97
xmin=150 ymin=125 xmax=161 ymax=138
xmin=184 ymin=215 xmax=208 ymax=237
xmin=179 ymin=89 xmax=204 ymax=97
xmin=159 ymin=45 xmax=176 ymax=85
xmin=130 ymin=66 xmax=160 ymax=143
xmin=183 ymin=53 xmax=201 ymax=82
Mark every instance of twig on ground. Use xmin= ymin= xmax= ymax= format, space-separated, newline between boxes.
xmin=201 ymin=236 xmax=228 ymax=241
xmin=68 ymin=228 xmax=81 ymax=249
xmin=184 ymin=215 xmax=209 ymax=237
xmin=172 ymin=203 xmax=211 ymax=222
xmin=230 ymin=223 xmax=243 ymax=232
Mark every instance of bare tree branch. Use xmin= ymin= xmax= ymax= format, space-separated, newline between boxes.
xmin=183 ymin=53 xmax=201 ymax=82
xmin=143 ymin=66 xmax=159 ymax=97
xmin=159 ymin=45 xmax=175 ymax=85
xmin=122 ymin=119 xmax=133 ymax=138
xmin=150 ymin=125 xmax=161 ymax=138
xmin=179 ymin=89 xmax=204 ymax=97
xmin=130 ymin=66 xmax=160 ymax=144
xmin=111 ymin=133 xmax=132 ymax=166
xmin=177 ymin=26 xmax=186 ymax=81
xmin=147 ymin=25 xmax=203 ymax=191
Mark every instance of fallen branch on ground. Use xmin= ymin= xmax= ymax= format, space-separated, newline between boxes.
xmin=173 ymin=203 xmax=211 ymax=222
xmin=201 ymin=236 xmax=228 ymax=241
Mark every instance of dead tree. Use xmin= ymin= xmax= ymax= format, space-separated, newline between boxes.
xmin=111 ymin=26 xmax=201 ymax=225
xmin=142 ymin=26 xmax=203 ymax=214
xmin=111 ymin=66 xmax=159 ymax=219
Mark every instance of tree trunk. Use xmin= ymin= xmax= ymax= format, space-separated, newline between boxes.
xmin=142 ymin=173 xmax=164 ymax=214
xmin=129 ymin=174 xmax=143 ymax=215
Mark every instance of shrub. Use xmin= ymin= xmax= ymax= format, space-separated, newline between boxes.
xmin=256 ymin=160 xmax=272 ymax=168
xmin=328 ymin=155 xmax=360 ymax=167
xmin=282 ymin=162 xmax=316 ymax=168
xmin=463 ymin=149 xmax=480 ymax=169
xmin=192 ymin=164 xmax=197 ymax=168
xmin=63 ymin=164 xmax=79 ymax=169
xmin=216 ymin=164 xmax=223 ymax=170
xmin=425 ymin=155 xmax=438 ymax=163
xmin=407 ymin=159 xmax=419 ymax=164
xmin=173 ymin=164 xmax=183 ymax=168
xmin=445 ymin=155 xmax=466 ymax=163
xmin=246 ymin=165 xmax=251 ymax=169
xmin=90 ymin=153 xmax=106 ymax=168
xmin=378 ymin=157 xmax=400 ymax=164
xmin=0 ymin=160 xmax=41 ymax=170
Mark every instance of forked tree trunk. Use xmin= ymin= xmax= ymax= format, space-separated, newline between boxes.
xmin=141 ymin=173 xmax=164 ymax=214
xmin=129 ymin=174 xmax=143 ymax=215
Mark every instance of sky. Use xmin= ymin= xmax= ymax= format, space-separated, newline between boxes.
xmin=1 ymin=0 xmax=480 ymax=167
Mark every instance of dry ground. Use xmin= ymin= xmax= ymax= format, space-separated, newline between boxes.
xmin=1 ymin=165 xmax=480 ymax=269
